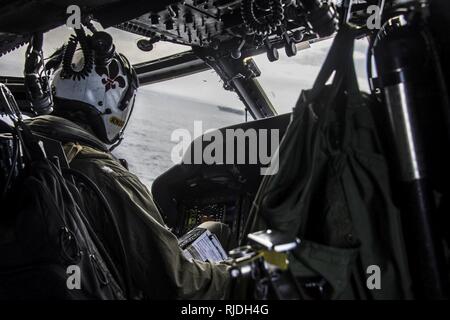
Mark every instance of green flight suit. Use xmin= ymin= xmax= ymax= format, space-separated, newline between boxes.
xmin=26 ymin=115 xmax=231 ymax=300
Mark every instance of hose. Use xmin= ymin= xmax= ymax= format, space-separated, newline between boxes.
xmin=62 ymin=27 xmax=94 ymax=81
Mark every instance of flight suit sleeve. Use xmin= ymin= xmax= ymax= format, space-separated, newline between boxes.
xmin=71 ymin=154 xmax=231 ymax=300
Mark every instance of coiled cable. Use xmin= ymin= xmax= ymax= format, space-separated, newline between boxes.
xmin=62 ymin=27 xmax=94 ymax=81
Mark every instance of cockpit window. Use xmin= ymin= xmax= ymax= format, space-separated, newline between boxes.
xmin=253 ymin=38 xmax=370 ymax=114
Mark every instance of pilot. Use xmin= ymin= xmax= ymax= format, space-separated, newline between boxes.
xmin=25 ymin=32 xmax=231 ymax=299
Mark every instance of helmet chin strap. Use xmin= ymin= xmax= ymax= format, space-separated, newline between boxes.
xmin=108 ymin=90 xmax=136 ymax=152
xmin=107 ymin=53 xmax=138 ymax=152
xmin=108 ymin=136 xmax=123 ymax=152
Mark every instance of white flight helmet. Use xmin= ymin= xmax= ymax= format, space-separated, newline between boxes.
xmin=49 ymin=30 xmax=138 ymax=146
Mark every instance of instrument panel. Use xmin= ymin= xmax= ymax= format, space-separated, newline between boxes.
xmin=152 ymin=113 xmax=292 ymax=247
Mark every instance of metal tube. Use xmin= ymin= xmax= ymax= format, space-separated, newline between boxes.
xmin=374 ymin=12 xmax=448 ymax=299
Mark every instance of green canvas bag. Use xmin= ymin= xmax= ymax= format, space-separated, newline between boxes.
xmin=247 ymin=27 xmax=413 ymax=300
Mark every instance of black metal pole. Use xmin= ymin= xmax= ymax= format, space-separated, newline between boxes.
xmin=373 ymin=10 xmax=448 ymax=299
xmin=195 ymin=50 xmax=276 ymax=119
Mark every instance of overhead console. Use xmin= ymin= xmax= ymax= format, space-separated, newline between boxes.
xmin=0 ymin=1 xmax=381 ymax=119
xmin=117 ymin=0 xmax=341 ymax=61
xmin=0 ymin=0 xmax=382 ymax=59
